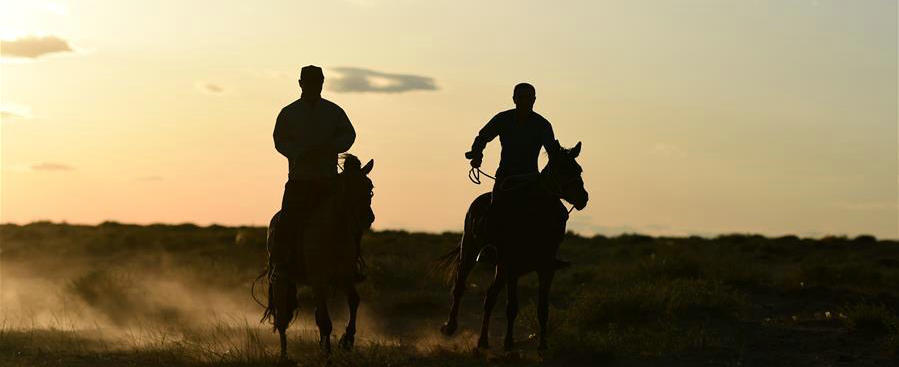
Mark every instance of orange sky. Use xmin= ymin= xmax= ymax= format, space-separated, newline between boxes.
xmin=1 ymin=0 xmax=896 ymax=238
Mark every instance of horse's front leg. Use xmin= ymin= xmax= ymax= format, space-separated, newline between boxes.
xmin=313 ymin=287 xmax=332 ymax=354
xmin=477 ymin=266 xmax=506 ymax=349
xmin=503 ymin=275 xmax=520 ymax=351
xmin=537 ymin=269 xmax=555 ymax=350
xmin=339 ymin=285 xmax=359 ymax=349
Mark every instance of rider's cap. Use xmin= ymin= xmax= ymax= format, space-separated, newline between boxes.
xmin=300 ymin=65 xmax=324 ymax=81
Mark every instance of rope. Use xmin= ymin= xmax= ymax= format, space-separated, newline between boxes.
xmin=468 ymin=167 xmax=495 ymax=184
xmin=467 ymin=167 xmax=578 ymax=214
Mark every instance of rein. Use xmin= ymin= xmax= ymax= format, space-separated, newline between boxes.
xmin=468 ymin=167 xmax=496 ymax=185
xmin=468 ymin=167 xmax=576 ymax=214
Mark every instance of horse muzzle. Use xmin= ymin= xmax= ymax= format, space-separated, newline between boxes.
xmin=572 ymin=191 xmax=588 ymax=211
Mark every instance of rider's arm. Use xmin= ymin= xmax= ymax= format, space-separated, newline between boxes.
xmin=540 ymin=117 xmax=557 ymax=153
xmin=273 ymin=108 xmax=300 ymax=159
xmin=470 ymin=113 xmax=503 ymax=157
xmin=333 ymin=106 xmax=356 ymax=153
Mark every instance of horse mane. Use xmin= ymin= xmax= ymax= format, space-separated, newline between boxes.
xmin=340 ymin=154 xmax=362 ymax=173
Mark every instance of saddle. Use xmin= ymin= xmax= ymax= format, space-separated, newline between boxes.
xmin=478 ymin=174 xmax=541 ymax=241
xmin=477 ymin=173 xmax=569 ymax=252
xmin=268 ymin=175 xmax=373 ymax=285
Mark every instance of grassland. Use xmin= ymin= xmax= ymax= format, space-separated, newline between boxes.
xmin=1 ymin=222 xmax=897 ymax=366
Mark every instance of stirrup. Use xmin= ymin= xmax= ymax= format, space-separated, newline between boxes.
xmin=476 ymin=245 xmax=498 ymax=264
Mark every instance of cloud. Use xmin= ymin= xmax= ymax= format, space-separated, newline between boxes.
xmin=1 ymin=111 xmax=27 ymax=120
xmin=329 ymin=67 xmax=437 ymax=93
xmin=1 ymin=36 xmax=73 ymax=58
xmin=1 ymin=103 xmax=33 ymax=121
xmin=31 ymin=162 xmax=73 ymax=171
xmin=196 ymin=82 xmax=225 ymax=95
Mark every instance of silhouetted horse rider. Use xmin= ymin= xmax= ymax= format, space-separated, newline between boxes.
xmin=271 ymin=65 xmax=357 ymax=281
xmin=466 ymin=83 xmax=569 ymax=267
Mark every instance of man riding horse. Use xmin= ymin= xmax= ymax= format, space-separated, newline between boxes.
xmin=271 ymin=65 xmax=359 ymax=282
xmin=466 ymin=82 xmax=569 ymax=268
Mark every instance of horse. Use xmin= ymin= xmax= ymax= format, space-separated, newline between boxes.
xmin=439 ymin=141 xmax=588 ymax=351
xmin=260 ymin=154 xmax=375 ymax=362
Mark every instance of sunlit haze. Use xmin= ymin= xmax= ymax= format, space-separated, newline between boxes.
xmin=1 ymin=0 xmax=896 ymax=238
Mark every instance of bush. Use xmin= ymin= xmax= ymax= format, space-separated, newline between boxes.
xmin=842 ymin=303 xmax=898 ymax=336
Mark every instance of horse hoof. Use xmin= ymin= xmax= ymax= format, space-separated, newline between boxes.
xmin=320 ymin=339 xmax=331 ymax=354
xmin=338 ymin=334 xmax=355 ymax=350
xmin=440 ymin=322 xmax=457 ymax=336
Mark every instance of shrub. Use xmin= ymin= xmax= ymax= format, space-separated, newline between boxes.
xmin=842 ymin=303 xmax=898 ymax=336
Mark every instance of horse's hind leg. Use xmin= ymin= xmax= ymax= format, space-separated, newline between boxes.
xmin=313 ymin=287 xmax=332 ymax=354
xmin=441 ymin=232 xmax=479 ymax=336
xmin=503 ymin=275 xmax=520 ymax=351
xmin=477 ymin=266 xmax=506 ymax=349
xmin=537 ymin=270 xmax=555 ymax=350
xmin=272 ymin=274 xmax=297 ymax=362
xmin=339 ymin=285 xmax=359 ymax=350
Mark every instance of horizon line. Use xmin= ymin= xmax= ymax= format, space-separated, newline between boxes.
xmin=2 ymin=220 xmax=895 ymax=242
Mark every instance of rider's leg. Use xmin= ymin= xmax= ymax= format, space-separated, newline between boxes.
xmin=272 ymin=181 xmax=302 ymax=270
xmin=476 ymin=175 xmax=508 ymax=265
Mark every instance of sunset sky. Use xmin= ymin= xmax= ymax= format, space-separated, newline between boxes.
xmin=1 ymin=0 xmax=896 ymax=238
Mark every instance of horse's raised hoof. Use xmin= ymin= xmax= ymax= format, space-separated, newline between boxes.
xmin=338 ymin=333 xmax=355 ymax=350
xmin=440 ymin=322 xmax=457 ymax=336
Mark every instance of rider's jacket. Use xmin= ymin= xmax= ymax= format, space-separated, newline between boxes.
xmin=470 ymin=109 xmax=556 ymax=179
xmin=274 ymin=98 xmax=355 ymax=180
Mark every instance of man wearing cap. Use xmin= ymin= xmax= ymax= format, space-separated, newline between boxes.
xmin=465 ymin=82 xmax=569 ymax=268
xmin=467 ymin=83 xmax=556 ymax=184
xmin=271 ymin=65 xmax=356 ymax=280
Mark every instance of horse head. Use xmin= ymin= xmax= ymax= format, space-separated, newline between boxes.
xmin=543 ymin=141 xmax=588 ymax=210
xmin=340 ymin=154 xmax=375 ymax=231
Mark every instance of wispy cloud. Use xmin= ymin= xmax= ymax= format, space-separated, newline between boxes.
xmin=1 ymin=36 xmax=73 ymax=58
xmin=329 ymin=67 xmax=437 ymax=94
xmin=1 ymin=103 xmax=33 ymax=120
xmin=196 ymin=82 xmax=225 ymax=95
xmin=1 ymin=111 xmax=28 ymax=120
xmin=31 ymin=162 xmax=73 ymax=171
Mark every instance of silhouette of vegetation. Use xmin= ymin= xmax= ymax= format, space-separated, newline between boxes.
xmin=1 ymin=222 xmax=897 ymax=365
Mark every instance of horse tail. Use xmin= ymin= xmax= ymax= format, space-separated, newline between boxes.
xmin=257 ymin=211 xmax=280 ymax=329
xmin=436 ymin=245 xmax=462 ymax=286
xmin=255 ymin=260 xmax=275 ymax=327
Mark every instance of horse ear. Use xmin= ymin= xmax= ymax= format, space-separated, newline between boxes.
xmin=362 ymin=159 xmax=374 ymax=175
xmin=570 ymin=142 xmax=582 ymax=158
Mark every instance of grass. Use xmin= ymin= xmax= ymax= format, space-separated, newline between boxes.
xmin=2 ymin=222 xmax=898 ymax=365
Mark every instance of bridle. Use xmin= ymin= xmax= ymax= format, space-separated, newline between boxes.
xmin=468 ymin=166 xmax=579 ymax=214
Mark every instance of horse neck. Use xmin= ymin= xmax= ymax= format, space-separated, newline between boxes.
xmin=537 ymin=169 xmax=560 ymax=199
